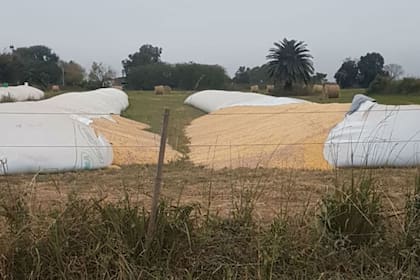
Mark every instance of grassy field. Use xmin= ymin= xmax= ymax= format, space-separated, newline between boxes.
xmin=122 ymin=90 xmax=204 ymax=153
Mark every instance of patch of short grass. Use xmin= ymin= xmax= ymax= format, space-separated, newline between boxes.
xmin=122 ymin=90 xmax=205 ymax=154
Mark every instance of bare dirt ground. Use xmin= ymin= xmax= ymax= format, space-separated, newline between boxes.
xmin=1 ymin=162 xmax=416 ymax=223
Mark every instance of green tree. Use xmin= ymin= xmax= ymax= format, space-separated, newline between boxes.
xmin=266 ymin=38 xmax=314 ymax=90
xmin=62 ymin=60 xmax=85 ymax=87
xmin=248 ymin=64 xmax=271 ymax=85
xmin=174 ymin=63 xmax=229 ymax=90
xmin=122 ymin=44 xmax=162 ymax=75
xmin=233 ymin=66 xmax=251 ymax=84
xmin=0 ymin=53 xmax=16 ymax=83
xmin=125 ymin=62 xmax=229 ymax=90
xmin=87 ymin=62 xmax=116 ymax=89
xmin=334 ymin=58 xmax=359 ymax=88
xmin=311 ymin=72 xmax=328 ymax=84
xmin=358 ymin=52 xmax=385 ymax=88
xmin=13 ymin=45 xmax=61 ymax=88
xmin=384 ymin=64 xmax=404 ymax=80
xmin=125 ymin=63 xmax=174 ymax=90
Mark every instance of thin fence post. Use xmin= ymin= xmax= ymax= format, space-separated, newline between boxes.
xmin=147 ymin=108 xmax=170 ymax=244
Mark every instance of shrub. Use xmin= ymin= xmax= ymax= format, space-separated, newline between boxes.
xmin=270 ymin=84 xmax=314 ymax=96
xmin=367 ymin=75 xmax=392 ymax=94
xmin=397 ymin=78 xmax=420 ymax=94
xmin=367 ymin=76 xmax=420 ymax=95
xmin=125 ymin=63 xmax=230 ymax=90
xmin=319 ymin=176 xmax=383 ymax=247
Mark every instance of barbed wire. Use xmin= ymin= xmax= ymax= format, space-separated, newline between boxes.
xmin=0 ymin=106 xmax=419 ymax=116
xmin=0 ymin=139 xmax=418 ymax=148
xmin=0 ymin=112 xmax=122 ymax=115
xmin=209 ymin=107 xmax=420 ymax=115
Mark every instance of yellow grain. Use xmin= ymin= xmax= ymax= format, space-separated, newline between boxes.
xmin=186 ymin=103 xmax=350 ymax=170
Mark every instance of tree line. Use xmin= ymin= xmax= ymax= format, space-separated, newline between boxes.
xmin=0 ymin=42 xmax=410 ymax=93
xmin=0 ymin=45 xmax=116 ymax=90
xmin=234 ymin=43 xmax=406 ymax=95
xmin=0 ymin=44 xmax=229 ymax=90
xmin=122 ymin=45 xmax=229 ymax=90
xmin=333 ymin=55 xmax=417 ymax=95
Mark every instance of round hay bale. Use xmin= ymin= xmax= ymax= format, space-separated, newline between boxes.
xmin=154 ymin=85 xmax=164 ymax=95
xmin=266 ymin=84 xmax=275 ymax=93
xmin=250 ymin=85 xmax=259 ymax=92
xmin=312 ymin=84 xmax=323 ymax=94
xmin=155 ymin=85 xmax=171 ymax=95
xmin=323 ymin=84 xmax=340 ymax=98
xmin=163 ymin=85 xmax=172 ymax=94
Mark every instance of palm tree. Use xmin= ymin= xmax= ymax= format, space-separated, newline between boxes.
xmin=267 ymin=38 xmax=314 ymax=90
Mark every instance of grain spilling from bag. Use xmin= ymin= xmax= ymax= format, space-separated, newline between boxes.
xmin=92 ymin=115 xmax=180 ymax=165
xmin=186 ymin=103 xmax=350 ymax=170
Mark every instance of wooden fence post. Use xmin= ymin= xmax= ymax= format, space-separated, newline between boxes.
xmin=146 ymin=108 xmax=170 ymax=244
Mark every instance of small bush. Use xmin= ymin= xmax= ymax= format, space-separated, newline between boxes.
xmin=367 ymin=75 xmax=392 ymax=94
xmin=397 ymin=78 xmax=420 ymax=94
xmin=367 ymin=76 xmax=420 ymax=95
xmin=319 ymin=176 xmax=383 ymax=247
xmin=270 ymin=84 xmax=314 ymax=96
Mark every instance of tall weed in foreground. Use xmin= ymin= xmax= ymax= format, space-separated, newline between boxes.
xmin=0 ymin=191 xmax=196 ymax=279
xmin=399 ymin=173 xmax=420 ymax=273
xmin=0 ymin=173 xmax=33 ymax=279
xmin=319 ymin=172 xmax=383 ymax=247
xmin=4 ymin=168 xmax=420 ymax=278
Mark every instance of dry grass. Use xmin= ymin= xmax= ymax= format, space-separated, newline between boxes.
xmin=0 ymin=163 xmax=414 ymax=222
xmin=1 ymin=164 xmax=420 ymax=278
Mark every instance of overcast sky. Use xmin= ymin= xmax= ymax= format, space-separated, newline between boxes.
xmin=2 ymin=0 xmax=420 ymax=80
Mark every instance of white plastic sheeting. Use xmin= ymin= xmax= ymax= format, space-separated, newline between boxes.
xmin=184 ymin=90 xmax=309 ymax=113
xmin=324 ymin=97 xmax=420 ymax=168
xmin=0 ymin=115 xmax=113 ymax=174
xmin=0 ymin=87 xmax=128 ymax=117
xmin=0 ymin=88 xmax=128 ymax=174
xmin=0 ymin=85 xmax=44 ymax=101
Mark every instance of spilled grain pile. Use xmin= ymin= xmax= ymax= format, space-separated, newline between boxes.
xmin=186 ymin=103 xmax=350 ymax=170
xmin=92 ymin=115 xmax=180 ymax=165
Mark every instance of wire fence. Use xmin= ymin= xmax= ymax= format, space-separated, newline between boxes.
xmin=0 ymin=107 xmax=417 ymax=208
xmin=1 ymin=107 xmax=420 ymax=162
xmin=1 ymin=105 xmax=419 ymax=276
xmin=1 ymin=106 xmax=419 ymax=115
